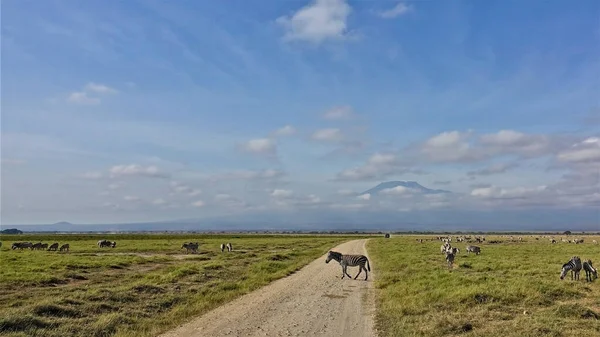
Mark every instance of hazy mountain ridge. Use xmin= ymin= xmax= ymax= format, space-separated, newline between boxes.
xmin=360 ymin=181 xmax=451 ymax=196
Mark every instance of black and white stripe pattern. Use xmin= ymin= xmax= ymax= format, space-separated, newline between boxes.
xmin=583 ymin=260 xmax=597 ymax=282
xmin=226 ymin=243 xmax=232 ymax=252
xmin=466 ymin=245 xmax=481 ymax=255
xmin=560 ymin=256 xmax=582 ymax=280
xmin=325 ymin=251 xmax=371 ymax=281
xmin=445 ymin=251 xmax=455 ymax=268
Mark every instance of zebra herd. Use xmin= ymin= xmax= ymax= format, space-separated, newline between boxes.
xmin=180 ymin=242 xmax=233 ymax=254
xmin=560 ymin=256 xmax=598 ymax=282
xmin=439 ymin=237 xmax=482 ymax=268
xmin=97 ymin=240 xmax=117 ymax=248
xmin=11 ymin=242 xmax=70 ymax=252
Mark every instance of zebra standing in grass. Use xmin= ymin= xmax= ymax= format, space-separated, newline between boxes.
xmin=560 ymin=256 xmax=582 ymax=280
xmin=182 ymin=242 xmax=199 ymax=254
xmin=445 ymin=251 xmax=455 ymax=268
xmin=59 ymin=244 xmax=70 ymax=252
xmin=466 ymin=245 xmax=481 ymax=255
xmin=582 ymin=260 xmax=597 ymax=282
xmin=226 ymin=243 xmax=232 ymax=252
xmin=47 ymin=243 xmax=59 ymax=251
xmin=220 ymin=243 xmax=225 ymax=252
xmin=325 ymin=251 xmax=371 ymax=281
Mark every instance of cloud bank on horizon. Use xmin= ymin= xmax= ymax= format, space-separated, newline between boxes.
xmin=2 ymin=0 xmax=599 ymax=226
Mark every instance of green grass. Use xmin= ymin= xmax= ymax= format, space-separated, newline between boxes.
xmin=0 ymin=234 xmax=356 ymax=337
xmin=368 ymin=235 xmax=600 ymax=337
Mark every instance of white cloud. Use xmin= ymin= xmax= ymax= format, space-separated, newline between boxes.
xmin=67 ymin=82 xmax=117 ymax=105
xmin=238 ymin=138 xmax=277 ymax=156
xmin=108 ymin=183 xmax=122 ymax=190
xmin=380 ymin=186 xmax=412 ymax=195
xmin=276 ymin=0 xmax=352 ymax=44
xmin=420 ymin=131 xmax=479 ymax=163
xmin=271 ymin=189 xmax=294 ymax=198
xmin=273 ymin=125 xmax=296 ymax=137
xmin=210 ymin=169 xmax=285 ymax=181
xmin=323 ymin=106 xmax=354 ymax=120
xmin=191 ymin=200 xmax=205 ymax=207
xmin=557 ymin=137 xmax=600 ymax=163
xmin=311 ymin=128 xmax=344 ymax=142
xmin=84 ymin=82 xmax=118 ymax=94
xmin=67 ymin=92 xmax=100 ymax=105
xmin=109 ymin=164 xmax=169 ymax=179
xmin=479 ymin=130 xmax=551 ymax=157
xmin=337 ymin=189 xmax=355 ymax=196
xmin=153 ymin=198 xmax=167 ymax=205
xmin=335 ymin=152 xmax=422 ymax=181
xmin=123 ymin=195 xmax=141 ymax=202
xmin=170 ymin=181 xmax=201 ymax=197
xmin=378 ymin=2 xmax=411 ymax=19
xmin=467 ymin=163 xmax=518 ymax=176
xmin=357 ymin=193 xmax=371 ymax=200
xmin=471 ymin=185 xmax=547 ymax=199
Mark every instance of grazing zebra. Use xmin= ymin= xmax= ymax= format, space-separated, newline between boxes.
xmin=47 ymin=243 xmax=59 ymax=251
xmin=574 ymin=238 xmax=584 ymax=244
xmin=550 ymin=239 xmax=556 ymax=244
xmin=325 ymin=251 xmax=371 ymax=281
xmin=226 ymin=243 xmax=232 ymax=252
xmin=440 ymin=244 xmax=449 ymax=254
xmin=59 ymin=244 xmax=70 ymax=252
xmin=97 ymin=240 xmax=116 ymax=248
xmin=12 ymin=242 xmax=32 ymax=250
xmin=582 ymin=260 xmax=597 ymax=282
xmin=593 ymin=240 xmax=598 ymax=245
xmin=40 ymin=243 xmax=49 ymax=250
xmin=31 ymin=243 xmax=43 ymax=250
xmin=560 ymin=256 xmax=582 ymax=280
xmin=220 ymin=243 xmax=225 ymax=252
xmin=450 ymin=247 xmax=460 ymax=255
xmin=181 ymin=242 xmax=199 ymax=254
xmin=445 ymin=251 xmax=455 ymax=268
xmin=466 ymin=245 xmax=481 ymax=255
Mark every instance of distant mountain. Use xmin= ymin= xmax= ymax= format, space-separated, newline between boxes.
xmin=360 ymin=181 xmax=451 ymax=196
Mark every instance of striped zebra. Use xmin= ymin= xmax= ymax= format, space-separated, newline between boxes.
xmin=226 ymin=243 xmax=232 ymax=252
xmin=560 ymin=256 xmax=582 ymax=280
xmin=325 ymin=251 xmax=371 ymax=281
xmin=445 ymin=251 xmax=455 ymax=268
xmin=466 ymin=245 xmax=481 ymax=255
xmin=583 ymin=260 xmax=598 ymax=282
xmin=450 ymin=247 xmax=460 ymax=255
xmin=220 ymin=243 xmax=225 ymax=252
xmin=181 ymin=242 xmax=199 ymax=254
xmin=59 ymin=244 xmax=70 ymax=252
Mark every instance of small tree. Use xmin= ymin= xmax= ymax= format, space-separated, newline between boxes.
xmin=563 ymin=230 xmax=572 ymax=236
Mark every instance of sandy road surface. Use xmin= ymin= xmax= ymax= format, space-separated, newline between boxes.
xmin=159 ymin=239 xmax=376 ymax=337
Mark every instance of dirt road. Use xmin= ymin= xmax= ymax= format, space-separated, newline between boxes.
xmin=159 ymin=239 xmax=376 ymax=337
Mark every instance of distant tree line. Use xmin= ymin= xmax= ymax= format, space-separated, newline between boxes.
xmin=0 ymin=228 xmax=23 ymax=234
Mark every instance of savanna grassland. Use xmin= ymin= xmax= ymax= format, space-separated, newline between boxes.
xmin=368 ymin=235 xmax=600 ymax=337
xmin=0 ymin=234 xmax=357 ymax=337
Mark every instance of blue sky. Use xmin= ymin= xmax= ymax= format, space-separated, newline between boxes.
xmin=2 ymin=0 xmax=599 ymax=226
